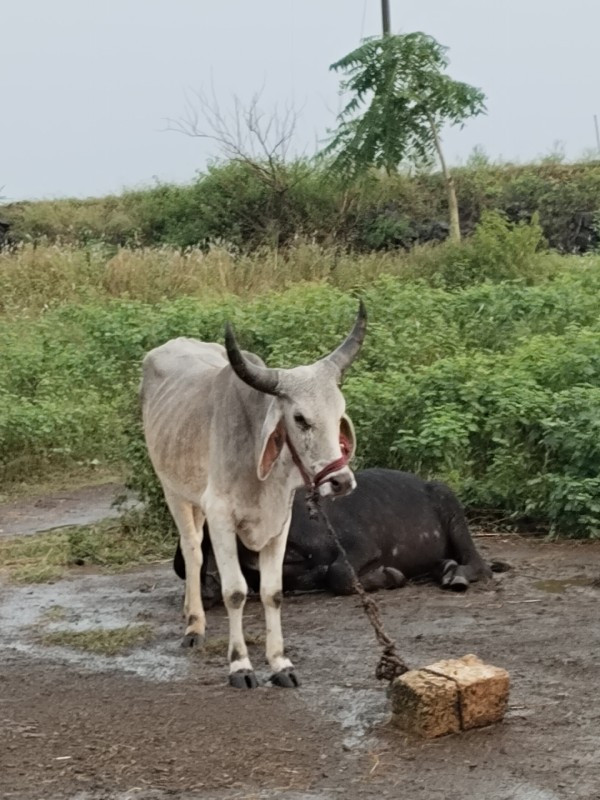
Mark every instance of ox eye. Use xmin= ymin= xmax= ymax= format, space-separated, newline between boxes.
xmin=293 ymin=412 xmax=311 ymax=431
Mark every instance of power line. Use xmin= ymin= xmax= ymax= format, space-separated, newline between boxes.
xmin=359 ymin=0 xmax=367 ymax=40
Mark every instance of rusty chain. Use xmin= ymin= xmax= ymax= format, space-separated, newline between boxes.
xmin=306 ymin=491 xmax=410 ymax=682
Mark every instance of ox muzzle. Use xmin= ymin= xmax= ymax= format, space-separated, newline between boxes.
xmin=286 ymin=434 xmax=355 ymax=499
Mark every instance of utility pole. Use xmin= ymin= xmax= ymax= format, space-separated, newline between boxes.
xmin=381 ymin=0 xmax=391 ymax=35
xmin=594 ymin=115 xmax=600 ymax=156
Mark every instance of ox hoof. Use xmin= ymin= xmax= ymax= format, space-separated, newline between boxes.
xmin=229 ymin=669 xmax=260 ymax=689
xmin=181 ymin=632 xmax=204 ymax=649
xmin=271 ymin=667 xmax=301 ymax=688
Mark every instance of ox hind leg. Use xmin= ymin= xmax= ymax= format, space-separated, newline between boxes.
xmin=164 ymin=491 xmax=206 ymax=647
xmin=259 ymin=530 xmax=299 ymax=688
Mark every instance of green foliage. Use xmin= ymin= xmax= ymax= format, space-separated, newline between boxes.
xmin=4 ymin=231 xmax=600 ymax=537
xmin=3 ymin=159 xmax=600 ymax=254
xmin=419 ymin=210 xmax=548 ymax=288
xmin=0 ymin=517 xmax=173 ymax=583
xmin=322 ymin=32 xmax=486 ymax=177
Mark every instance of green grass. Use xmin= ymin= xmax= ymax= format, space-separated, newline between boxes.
xmin=40 ymin=605 xmax=69 ymax=621
xmin=41 ymin=624 xmax=154 ymax=655
xmin=0 ymin=211 xmax=563 ymax=316
xmin=0 ymin=530 xmax=72 ymax=583
xmin=0 ymin=240 xmax=405 ymax=315
xmin=0 ymin=516 xmax=173 ymax=583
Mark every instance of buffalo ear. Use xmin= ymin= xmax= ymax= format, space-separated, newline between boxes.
xmin=258 ymin=418 xmax=286 ymax=481
xmin=340 ymin=414 xmax=356 ymax=460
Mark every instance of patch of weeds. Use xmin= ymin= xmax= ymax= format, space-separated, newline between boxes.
xmin=0 ymin=530 xmax=70 ymax=583
xmin=203 ymin=632 xmax=265 ymax=656
xmin=0 ymin=514 xmax=173 ymax=583
xmin=40 ymin=605 xmax=69 ymax=621
xmin=66 ymin=512 xmax=173 ymax=570
xmin=41 ymin=624 xmax=154 ymax=655
xmin=11 ymin=563 xmax=65 ymax=583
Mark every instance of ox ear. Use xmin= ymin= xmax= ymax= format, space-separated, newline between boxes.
xmin=258 ymin=413 xmax=286 ymax=481
xmin=340 ymin=414 xmax=356 ymax=461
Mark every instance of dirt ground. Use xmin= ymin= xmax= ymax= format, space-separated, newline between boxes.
xmin=0 ymin=483 xmax=137 ymax=537
xmin=1 ymin=493 xmax=600 ymax=800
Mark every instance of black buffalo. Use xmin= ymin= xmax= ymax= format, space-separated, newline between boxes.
xmin=173 ymin=468 xmax=492 ymax=604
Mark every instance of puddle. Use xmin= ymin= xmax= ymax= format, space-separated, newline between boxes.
xmin=301 ymin=684 xmax=386 ymax=749
xmin=0 ymin=567 xmax=188 ymax=682
xmin=0 ymin=568 xmax=476 ymax=753
xmin=534 ymin=575 xmax=592 ymax=593
xmin=0 ymin=569 xmax=391 ymax=753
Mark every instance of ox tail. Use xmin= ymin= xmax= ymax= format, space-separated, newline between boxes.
xmin=172 ymin=529 xmax=212 ymax=581
xmin=173 ymin=540 xmax=186 ymax=580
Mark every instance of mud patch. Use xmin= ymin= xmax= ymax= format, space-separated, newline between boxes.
xmin=2 ymin=536 xmax=600 ymax=799
xmin=533 ymin=575 xmax=595 ymax=593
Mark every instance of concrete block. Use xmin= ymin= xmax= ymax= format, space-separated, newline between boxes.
xmin=389 ymin=654 xmax=509 ymax=738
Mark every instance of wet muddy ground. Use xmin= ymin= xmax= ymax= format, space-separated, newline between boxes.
xmin=2 ymin=532 xmax=600 ymax=799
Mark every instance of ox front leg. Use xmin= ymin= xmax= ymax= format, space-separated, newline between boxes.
xmin=208 ymin=524 xmax=258 ymax=689
xmin=259 ymin=532 xmax=300 ymax=688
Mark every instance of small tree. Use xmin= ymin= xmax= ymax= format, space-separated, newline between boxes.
xmin=166 ymin=89 xmax=308 ymax=247
xmin=323 ymin=32 xmax=486 ymax=241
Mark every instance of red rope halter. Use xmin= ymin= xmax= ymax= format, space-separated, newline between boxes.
xmin=286 ymin=433 xmax=351 ymax=490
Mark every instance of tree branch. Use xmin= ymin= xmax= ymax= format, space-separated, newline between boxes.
xmin=164 ymin=87 xmax=300 ymax=189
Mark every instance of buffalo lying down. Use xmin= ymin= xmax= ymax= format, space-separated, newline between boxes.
xmin=174 ymin=468 xmax=492 ymax=602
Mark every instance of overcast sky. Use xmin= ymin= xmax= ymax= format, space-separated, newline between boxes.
xmin=2 ymin=0 xmax=598 ymax=201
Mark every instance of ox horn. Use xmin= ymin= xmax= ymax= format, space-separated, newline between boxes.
xmin=224 ymin=322 xmax=280 ymax=396
xmin=322 ymin=299 xmax=367 ymax=378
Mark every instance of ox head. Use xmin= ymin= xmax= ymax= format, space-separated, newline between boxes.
xmin=225 ymin=301 xmax=366 ymax=498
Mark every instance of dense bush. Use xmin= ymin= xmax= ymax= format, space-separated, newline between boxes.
xmin=3 ymin=241 xmax=600 ymax=536
xmin=3 ymin=159 xmax=600 ymax=253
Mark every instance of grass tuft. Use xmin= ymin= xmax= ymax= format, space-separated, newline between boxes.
xmin=0 ymin=515 xmax=173 ymax=583
xmin=40 ymin=605 xmax=69 ymax=621
xmin=41 ymin=624 xmax=154 ymax=655
xmin=203 ymin=632 xmax=265 ymax=656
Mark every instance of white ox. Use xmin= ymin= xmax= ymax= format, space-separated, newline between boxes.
xmin=141 ymin=303 xmax=366 ymax=688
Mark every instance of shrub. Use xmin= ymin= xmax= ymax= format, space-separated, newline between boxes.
xmin=3 ymin=252 xmax=600 ymax=537
xmin=426 ymin=210 xmax=548 ymax=289
xmin=3 ymin=159 xmax=600 ymax=253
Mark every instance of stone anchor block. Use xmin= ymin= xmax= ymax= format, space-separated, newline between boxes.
xmin=389 ymin=654 xmax=510 ymax=738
